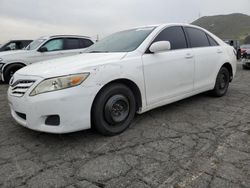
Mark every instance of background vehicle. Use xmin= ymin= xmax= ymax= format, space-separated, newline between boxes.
xmin=0 ymin=40 xmax=32 ymax=52
xmin=224 ymin=39 xmax=241 ymax=59
xmin=0 ymin=35 xmax=94 ymax=83
xmin=241 ymin=44 xmax=250 ymax=56
xmin=8 ymin=24 xmax=236 ymax=135
xmin=241 ymin=44 xmax=250 ymax=69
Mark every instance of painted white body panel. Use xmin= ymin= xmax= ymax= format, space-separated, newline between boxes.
xmin=8 ymin=24 xmax=237 ymax=133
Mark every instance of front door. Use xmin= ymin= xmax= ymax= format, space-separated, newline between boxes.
xmin=142 ymin=26 xmax=195 ymax=106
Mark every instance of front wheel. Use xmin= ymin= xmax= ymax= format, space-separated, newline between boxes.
xmin=210 ymin=67 xmax=230 ymax=97
xmin=92 ymin=83 xmax=136 ymax=136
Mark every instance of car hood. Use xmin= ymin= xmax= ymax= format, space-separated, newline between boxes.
xmin=16 ymin=52 xmax=127 ymax=78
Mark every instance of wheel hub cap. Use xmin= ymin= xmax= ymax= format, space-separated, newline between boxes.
xmin=219 ymin=73 xmax=227 ymax=89
xmin=104 ymin=95 xmax=130 ymax=125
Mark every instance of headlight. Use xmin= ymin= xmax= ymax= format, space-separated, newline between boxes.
xmin=30 ymin=73 xmax=89 ymax=96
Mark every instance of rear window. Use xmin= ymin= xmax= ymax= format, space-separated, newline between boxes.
xmin=185 ymin=27 xmax=210 ymax=48
xmin=207 ymin=34 xmax=218 ymax=46
xmin=79 ymin=39 xmax=93 ymax=48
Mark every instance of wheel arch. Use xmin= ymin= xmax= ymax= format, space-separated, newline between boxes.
xmin=2 ymin=62 xmax=26 ymax=81
xmin=91 ymin=78 xmax=143 ymax=114
xmin=221 ymin=62 xmax=233 ymax=82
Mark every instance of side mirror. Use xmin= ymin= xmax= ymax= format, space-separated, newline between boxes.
xmin=149 ymin=41 xmax=171 ymax=53
xmin=39 ymin=46 xmax=48 ymax=52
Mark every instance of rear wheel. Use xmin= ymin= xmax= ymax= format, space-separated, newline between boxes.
xmin=242 ymin=64 xmax=248 ymax=70
xmin=92 ymin=83 xmax=136 ymax=136
xmin=210 ymin=67 xmax=230 ymax=97
xmin=237 ymin=50 xmax=241 ymax=60
xmin=4 ymin=64 xmax=24 ymax=84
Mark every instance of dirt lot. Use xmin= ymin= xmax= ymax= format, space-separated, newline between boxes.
xmin=0 ymin=63 xmax=250 ymax=188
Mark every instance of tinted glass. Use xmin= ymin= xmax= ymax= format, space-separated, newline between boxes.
xmin=65 ymin=38 xmax=80 ymax=50
xmin=207 ymin=34 xmax=218 ymax=46
xmin=153 ymin=26 xmax=187 ymax=50
xmin=42 ymin=39 xmax=64 ymax=51
xmin=186 ymin=27 xmax=210 ymax=48
xmin=6 ymin=42 xmax=17 ymax=50
xmin=85 ymin=27 xmax=155 ymax=53
xmin=79 ymin=39 xmax=94 ymax=48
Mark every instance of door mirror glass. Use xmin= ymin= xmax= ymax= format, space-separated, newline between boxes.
xmin=149 ymin=41 xmax=171 ymax=53
xmin=39 ymin=46 xmax=48 ymax=52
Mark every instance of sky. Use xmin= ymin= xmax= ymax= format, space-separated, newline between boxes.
xmin=0 ymin=0 xmax=250 ymax=43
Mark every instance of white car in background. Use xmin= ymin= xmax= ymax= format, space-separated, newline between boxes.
xmin=0 ymin=35 xmax=94 ymax=83
xmin=8 ymin=24 xmax=237 ymax=135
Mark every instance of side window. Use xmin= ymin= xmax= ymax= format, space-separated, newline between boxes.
xmin=64 ymin=38 xmax=80 ymax=50
xmin=185 ymin=27 xmax=210 ymax=48
xmin=42 ymin=39 xmax=64 ymax=51
xmin=207 ymin=34 xmax=219 ymax=46
xmin=15 ymin=42 xmax=23 ymax=49
xmin=6 ymin=42 xmax=17 ymax=50
xmin=153 ymin=26 xmax=187 ymax=50
xmin=79 ymin=39 xmax=94 ymax=48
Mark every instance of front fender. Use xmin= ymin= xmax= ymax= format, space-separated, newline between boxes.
xmin=84 ymin=57 xmax=146 ymax=110
xmin=1 ymin=62 xmax=26 ymax=82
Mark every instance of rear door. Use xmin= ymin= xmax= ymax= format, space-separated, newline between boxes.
xmin=184 ymin=27 xmax=224 ymax=91
xmin=63 ymin=38 xmax=94 ymax=55
xmin=142 ymin=26 xmax=195 ymax=106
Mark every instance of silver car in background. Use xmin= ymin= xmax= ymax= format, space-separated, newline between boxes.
xmin=0 ymin=35 xmax=94 ymax=83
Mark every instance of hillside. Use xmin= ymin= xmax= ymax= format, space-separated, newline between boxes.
xmin=192 ymin=13 xmax=250 ymax=43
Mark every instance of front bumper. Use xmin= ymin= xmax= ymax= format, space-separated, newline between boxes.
xmin=8 ymin=77 xmax=100 ymax=134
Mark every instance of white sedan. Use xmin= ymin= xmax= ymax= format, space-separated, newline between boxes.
xmin=8 ymin=23 xmax=237 ymax=135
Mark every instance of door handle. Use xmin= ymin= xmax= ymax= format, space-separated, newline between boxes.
xmin=185 ymin=53 xmax=194 ymax=59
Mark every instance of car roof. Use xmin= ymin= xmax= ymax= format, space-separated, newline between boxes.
xmin=37 ymin=35 xmax=92 ymax=41
xmin=128 ymin=23 xmax=203 ymax=31
xmin=8 ymin=40 xmax=33 ymax=42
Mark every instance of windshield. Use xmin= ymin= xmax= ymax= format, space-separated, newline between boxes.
xmin=241 ymin=45 xmax=250 ymax=49
xmin=26 ymin=39 xmax=46 ymax=50
xmin=85 ymin=27 xmax=155 ymax=53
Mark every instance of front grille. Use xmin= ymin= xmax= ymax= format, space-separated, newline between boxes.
xmin=10 ymin=80 xmax=36 ymax=97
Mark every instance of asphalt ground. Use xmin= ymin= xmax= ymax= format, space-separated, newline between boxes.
xmin=0 ymin=63 xmax=250 ymax=188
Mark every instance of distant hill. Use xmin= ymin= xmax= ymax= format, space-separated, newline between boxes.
xmin=192 ymin=13 xmax=250 ymax=43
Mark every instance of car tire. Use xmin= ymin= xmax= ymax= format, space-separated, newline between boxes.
xmin=237 ymin=50 xmax=241 ymax=60
xmin=210 ymin=67 xmax=230 ymax=97
xmin=92 ymin=83 xmax=136 ymax=136
xmin=242 ymin=65 xmax=248 ymax=70
xmin=3 ymin=64 xmax=24 ymax=84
